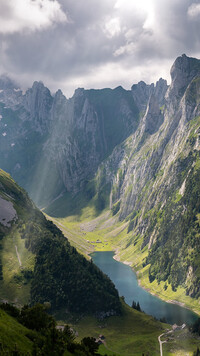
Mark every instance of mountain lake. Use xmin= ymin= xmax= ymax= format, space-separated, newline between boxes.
xmin=91 ymin=251 xmax=198 ymax=325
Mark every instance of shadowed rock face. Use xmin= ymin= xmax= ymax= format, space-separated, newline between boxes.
xmin=0 ymin=197 xmax=17 ymax=227
xmin=44 ymin=86 xmax=141 ymax=194
xmin=0 ymin=71 xmax=169 ymax=206
xmin=0 ymin=75 xmax=159 ymax=205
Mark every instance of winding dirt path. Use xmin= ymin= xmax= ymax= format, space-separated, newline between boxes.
xmin=158 ymin=333 xmax=166 ymax=356
xmin=158 ymin=329 xmax=173 ymax=356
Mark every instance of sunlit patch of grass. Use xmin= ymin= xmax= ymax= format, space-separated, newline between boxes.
xmin=163 ymin=328 xmax=200 ymax=356
xmin=0 ymin=228 xmax=34 ymax=305
xmin=58 ymin=301 xmax=167 ymax=356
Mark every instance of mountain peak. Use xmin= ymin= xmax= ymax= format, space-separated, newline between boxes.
xmin=169 ymin=54 xmax=200 ymax=97
xmin=32 ymin=80 xmax=45 ymax=89
xmin=74 ymin=88 xmax=84 ymax=96
xmin=171 ymin=54 xmax=200 ymax=76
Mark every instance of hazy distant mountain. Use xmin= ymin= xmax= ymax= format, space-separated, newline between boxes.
xmin=0 ymin=78 xmax=144 ymax=207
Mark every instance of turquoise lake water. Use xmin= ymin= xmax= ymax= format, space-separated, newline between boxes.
xmin=91 ymin=251 xmax=199 ymax=325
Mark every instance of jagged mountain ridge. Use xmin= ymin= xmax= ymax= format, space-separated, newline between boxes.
xmin=0 ymin=54 xmax=200 ymax=299
xmin=0 ymin=76 xmax=156 ymax=206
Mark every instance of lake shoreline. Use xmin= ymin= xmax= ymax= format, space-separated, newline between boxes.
xmin=92 ymin=250 xmax=198 ymax=324
xmin=113 ymin=249 xmax=199 ymax=316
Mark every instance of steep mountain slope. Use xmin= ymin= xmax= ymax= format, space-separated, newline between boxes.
xmin=93 ymin=54 xmax=200 ymax=299
xmin=0 ymin=169 xmax=121 ymax=315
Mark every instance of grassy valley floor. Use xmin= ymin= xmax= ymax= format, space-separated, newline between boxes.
xmin=47 ymin=205 xmax=200 ymax=318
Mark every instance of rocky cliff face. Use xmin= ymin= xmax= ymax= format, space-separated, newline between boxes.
xmin=45 ymin=86 xmax=140 ymax=193
xmin=95 ymin=54 xmax=200 ymax=297
xmin=0 ymin=76 xmax=142 ymax=204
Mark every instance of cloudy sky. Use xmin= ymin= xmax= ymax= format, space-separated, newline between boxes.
xmin=1 ymin=0 xmax=200 ymax=97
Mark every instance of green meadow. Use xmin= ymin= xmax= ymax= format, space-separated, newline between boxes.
xmin=55 ymin=301 xmax=166 ymax=356
xmin=47 ymin=201 xmax=200 ymax=317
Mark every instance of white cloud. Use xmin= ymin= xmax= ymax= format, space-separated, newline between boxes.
xmin=114 ymin=0 xmax=152 ymax=12
xmin=114 ymin=0 xmax=154 ymax=27
xmin=103 ymin=17 xmax=121 ymax=38
xmin=1 ymin=0 xmax=200 ymax=99
xmin=57 ymin=57 xmax=172 ymax=98
xmin=0 ymin=0 xmax=68 ymax=34
xmin=114 ymin=42 xmax=136 ymax=57
xmin=187 ymin=3 xmax=200 ymax=19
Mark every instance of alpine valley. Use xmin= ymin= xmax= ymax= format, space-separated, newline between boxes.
xmin=1 ymin=54 xmax=200 ymax=355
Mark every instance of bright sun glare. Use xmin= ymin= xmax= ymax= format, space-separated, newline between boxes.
xmin=114 ymin=0 xmax=154 ymax=29
xmin=115 ymin=0 xmax=153 ymax=13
